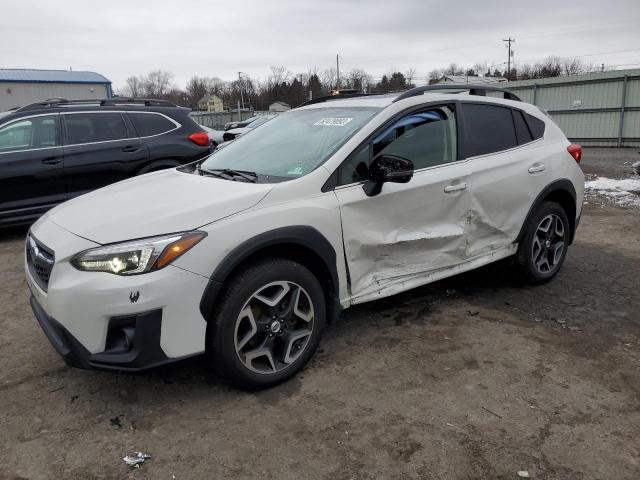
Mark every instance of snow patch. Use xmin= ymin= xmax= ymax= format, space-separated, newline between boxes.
xmin=584 ymin=176 xmax=640 ymax=208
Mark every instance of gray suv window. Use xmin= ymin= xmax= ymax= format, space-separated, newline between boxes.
xmin=65 ymin=113 xmax=128 ymax=145
xmin=129 ymin=112 xmax=176 ymax=137
xmin=0 ymin=115 xmax=59 ymax=153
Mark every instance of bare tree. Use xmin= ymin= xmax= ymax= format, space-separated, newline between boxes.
xmin=443 ymin=63 xmax=464 ymax=76
xmin=428 ymin=69 xmax=441 ymax=84
xmin=122 ymin=76 xmax=144 ymax=97
xmin=321 ymin=67 xmax=337 ymax=91
xmin=346 ymin=68 xmax=373 ymax=91
xmin=404 ymin=68 xmax=417 ymax=86
xmin=144 ymin=70 xmax=174 ymax=97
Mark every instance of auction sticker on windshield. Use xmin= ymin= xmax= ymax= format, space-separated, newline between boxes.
xmin=313 ymin=118 xmax=353 ymax=127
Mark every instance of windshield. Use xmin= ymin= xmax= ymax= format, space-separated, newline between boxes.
xmin=201 ymin=107 xmax=381 ymax=181
xmin=246 ymin=115 xmax=273 ymax=128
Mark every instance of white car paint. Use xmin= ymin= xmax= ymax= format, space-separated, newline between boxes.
xmin=25 ymin=91 xmax=584 ymax=369
xmin=199 ymin=125 xmax=224 ymax=145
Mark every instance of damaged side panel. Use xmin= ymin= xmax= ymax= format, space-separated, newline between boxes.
xmin=335 ymin=163 xmax=478 ymax=303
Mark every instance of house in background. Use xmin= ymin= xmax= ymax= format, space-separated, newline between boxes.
xmin=198 ymin=94 xmax=224 ymax=112
xmin=432 ymin=75 xmax=507 ymax=85
xmin=269 ymin=101 xmax=291 ymax=112
xmin=0 ymin=69 xmax=112 ymax=111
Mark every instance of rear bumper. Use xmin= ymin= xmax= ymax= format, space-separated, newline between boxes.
xmin=30 ymin=296 xmax=194 ymax=372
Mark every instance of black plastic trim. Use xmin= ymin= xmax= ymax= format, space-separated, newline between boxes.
xmin=516 ymin=179 xmax=578 ymax=245
xmin=30 ymin=297 xmax=192 ymax=372
xmin=199 ymin=226 xmax=340 ymax=321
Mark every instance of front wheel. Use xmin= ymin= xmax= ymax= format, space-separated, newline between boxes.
xmin=516 ymin=201 xmax=571 ymax=284
xmin=208 ymin=258 xmax=326 ymax=389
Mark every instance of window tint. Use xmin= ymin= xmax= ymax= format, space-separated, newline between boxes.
xmin=339 ymin=106 xmax=457 ymax=185
xmin=463 ymin=103 xmax=517 ymax=157
xmin=129 ymin=112 xmax=176 ymax=137
xmin=65 ymin=113 xmax=128 ymax=145
xmin=340 ymin=143 xmax=370 ymax=184
xmin=512 ymin=110 xmax=533 ymax=145
xmin=525 ymin=113 xmax=545 ymax=140
xmin=0 ymin=115 xmax=59 ymax=152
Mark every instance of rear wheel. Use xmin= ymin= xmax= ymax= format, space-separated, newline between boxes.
xmin=516 ymin=201 xmax=570 ymax=284
xmin=208 ymin=258 xmax=326 ymax=389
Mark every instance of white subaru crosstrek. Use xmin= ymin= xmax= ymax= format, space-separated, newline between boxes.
xmin=25 ymin=86 xmax=584 ymax=389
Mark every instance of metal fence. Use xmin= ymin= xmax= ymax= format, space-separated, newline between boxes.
xmin=189 ymin=110 xmax=271 ymax=130
xmin=507 ymin=68 xmax=640 ymax=147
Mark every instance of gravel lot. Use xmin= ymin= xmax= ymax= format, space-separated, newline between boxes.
xmin=1 ymin=148 xmax=639 ymax=480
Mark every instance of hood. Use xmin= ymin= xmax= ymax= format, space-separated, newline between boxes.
xmin=47 ymin=168 xmax=273 ymax=244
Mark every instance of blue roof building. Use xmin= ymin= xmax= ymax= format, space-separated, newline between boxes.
xmin=0 ymin=69 xmax=112 ymax=111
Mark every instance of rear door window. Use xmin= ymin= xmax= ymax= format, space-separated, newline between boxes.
xmin=525 ymin=113 xmax=546 ymax=140
xmin=65 ymin=113 xmax=128 ymax=144
xmin=512 ymin=109 xmax=533 ymax=145
xmin=129 ymin=112 xmax=177 ymax=137
xmin=0 ymin=115 xmax=59 ymax=152
xmin=462 ymin=103 xmax=517 ymax=157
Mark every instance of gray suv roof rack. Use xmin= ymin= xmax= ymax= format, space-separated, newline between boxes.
xmin=393 ymin=84 xmax=522 ymax=102
xmin=16 ymin=97 xmax=177 ymax=112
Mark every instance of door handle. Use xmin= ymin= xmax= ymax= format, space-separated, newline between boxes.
xmin=42 ymin=157 xmax=61 ymax=165
xmin=528 ymin=164 xmax=546 ymax=173
xmin=121 ymin=145 xmax=141 ymax=153
xmin=444 ymin=182 xmax=467 ymax=193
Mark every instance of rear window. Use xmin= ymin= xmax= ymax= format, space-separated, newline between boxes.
xmin=129 ymin=112 xmax=177 ymax=137
xmin=512 ymin=110 xmax=533 ymax=145
xmin=526 ymin=113 xmax=546 ymax=140
xmin=463 ymin=103 xmax=517 ymax=157
xmin=65 ymin=113 xmax=128 ymax=144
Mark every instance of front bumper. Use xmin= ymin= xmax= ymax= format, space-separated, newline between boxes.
xmin=30 ymin=296 xmax=187 ymax=371
xmin=26 ymin=215 xmax=211 ymax=370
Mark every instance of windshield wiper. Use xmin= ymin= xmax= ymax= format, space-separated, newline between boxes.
xmin=201 ymin=168 xmax=258 ymax=183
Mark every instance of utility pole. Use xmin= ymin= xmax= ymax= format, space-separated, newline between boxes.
xmin=237 ymin=72 xmax=245 ymax=111
xmin=503 ymin=37 xmax=515 ymax=79
xmin=336 ymin=54 xmax=340 ymax=90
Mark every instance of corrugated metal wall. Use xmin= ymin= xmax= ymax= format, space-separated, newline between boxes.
xmin=507 ymin=69 xmax=640 ymax=147
xmin=0 ymin=82 xmax=110 ymax=111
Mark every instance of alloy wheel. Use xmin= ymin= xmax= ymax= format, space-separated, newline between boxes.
xmin=531 ymin=213 xmax=566 ymax=274
xmin=234 ymin=281 xmax=315 ymax=375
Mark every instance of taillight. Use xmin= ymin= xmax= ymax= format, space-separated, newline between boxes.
xmin=567 ymin=144 xmax=582 ymax=164
xmin=188 ymin=132 xmax=209 ymax=146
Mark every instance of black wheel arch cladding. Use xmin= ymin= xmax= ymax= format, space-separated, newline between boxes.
xmin=517 ymin=179 xmax=578 ymax=245
xmin=199 ymin=225 xmax=341 ymax=323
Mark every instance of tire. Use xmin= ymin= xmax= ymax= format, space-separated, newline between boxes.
xmin=208 ymin=258 xmax=326 ymax=389
xmin=516 ymin=201 xmax=571 ymax=284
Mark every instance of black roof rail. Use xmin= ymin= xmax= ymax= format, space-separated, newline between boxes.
xmin=16 ymin=97 xmax=178 ymax=112
xmin=393 ymin=84 xmax=522 ymax=102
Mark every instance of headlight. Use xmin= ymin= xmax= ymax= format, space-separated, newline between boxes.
xmin=71 ymin=231 xmax=206 ymax=275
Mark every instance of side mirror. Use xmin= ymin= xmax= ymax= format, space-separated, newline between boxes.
xmin=363 ymin=155 xmax=414 ymax=197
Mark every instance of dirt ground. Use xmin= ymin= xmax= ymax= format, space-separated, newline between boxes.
xmin=1 ymin=148 xmax=639 ymax=480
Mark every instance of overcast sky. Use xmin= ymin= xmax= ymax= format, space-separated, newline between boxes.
xmin=2 ymin=0 xmax=639 ymax=89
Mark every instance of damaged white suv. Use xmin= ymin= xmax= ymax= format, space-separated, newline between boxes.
xmin=26 ymin=85 xmax=584 ymax=389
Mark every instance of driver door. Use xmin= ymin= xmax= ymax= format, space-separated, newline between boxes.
xmin=333 ymin=105 xmax=473 ymax=304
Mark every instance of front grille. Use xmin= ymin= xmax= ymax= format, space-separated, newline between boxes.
xmin=26 ymin=234 xmax=55 ymax=291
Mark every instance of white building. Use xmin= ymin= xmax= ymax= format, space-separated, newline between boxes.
xmin=0 ymin=69 xmax=112 ymax=111
xmin=198 ymin=94 xmax=224 ymax=112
